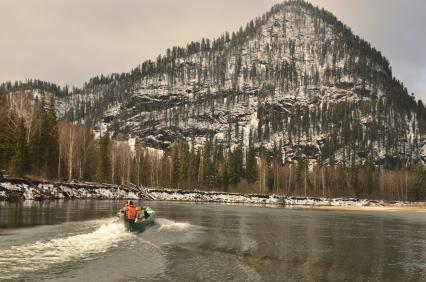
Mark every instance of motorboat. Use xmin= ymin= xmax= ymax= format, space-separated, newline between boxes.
xmin=118 ymin=206 xmax=156 ymax=232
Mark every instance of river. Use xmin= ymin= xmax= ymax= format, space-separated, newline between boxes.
xmin=0 ymin=200 xmax=425 ymax=281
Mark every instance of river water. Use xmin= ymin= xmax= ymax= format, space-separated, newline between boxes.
xmin=0 ymin=201 xmax=425 ymax=281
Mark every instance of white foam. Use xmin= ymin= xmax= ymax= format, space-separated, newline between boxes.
xmin=155 ymin=218 xmax=192 ymax=231
xmin=0 ymin=219 xmax=132 ymax=279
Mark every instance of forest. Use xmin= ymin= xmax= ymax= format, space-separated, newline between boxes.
xmin=0 ymin=90 xmax=425 ymax=201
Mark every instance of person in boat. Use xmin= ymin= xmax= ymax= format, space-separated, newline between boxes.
xmin=123 ymin=200 xmax=130 ymax=209
xmin=143 ymin=207 xmax=149 ymax=219
xmin=127 ymin=201 xmax=138 ymax=223
xmin=136 ymin=206 xmax=150 ymax=220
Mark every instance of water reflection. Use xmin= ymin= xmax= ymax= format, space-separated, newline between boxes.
xmin=155 ymin=204 xmax=426 ymax=281
xmin=0 ymin=200 xmax=122 ymax=229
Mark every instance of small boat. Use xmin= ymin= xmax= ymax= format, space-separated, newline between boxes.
xmin=119 ymin=207 xmax=156 ymax=233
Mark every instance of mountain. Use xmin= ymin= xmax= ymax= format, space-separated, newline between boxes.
xmin=2 ymin=0 xmax=426 ymax=169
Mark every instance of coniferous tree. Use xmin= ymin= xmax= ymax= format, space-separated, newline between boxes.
xmin=195 ymin=149 xmax=201 ymax=187
xmin=222 ymin=160 xmax=229 ymax=191
xmin=246 ymin=130 xmax=257 ymax=183
xmin=271 ymin=141 xmax=282 ymax=193
xmin=30 ymin=95 xmax=48 ymax=174
xmin=96 ymin=133 xmax=110 ymax=183
xmin=228 ymin=144 xmax=244 ymax=185
xmin=45 ymin=97 xmax=59 ymax=178
xmin=178 ymin=140 xmax=189 ymax=188
xmin=0 ymin=91 xmax=13 ymax=169
xmin=10 ymin=118 xmax=29 ymax=177
xmin=171 ymin=142 xmax=180 ymax=188
xmin=200 ymin=139 xmax=211 ymax=187
xmin=188 ymin=144 xmax=197 ymax=189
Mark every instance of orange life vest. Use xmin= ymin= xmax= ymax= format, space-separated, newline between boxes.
xmin=127 ymin=206 xmax=137 ymax=220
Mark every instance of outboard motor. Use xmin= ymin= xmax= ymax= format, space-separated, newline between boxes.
xmin=119 ymin=209 xmax=130 ymax=228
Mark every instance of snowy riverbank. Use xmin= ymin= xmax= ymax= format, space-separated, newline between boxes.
xmin=0 ymin=178 xmax=422 ymax=208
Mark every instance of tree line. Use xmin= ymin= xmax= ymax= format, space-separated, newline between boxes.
xmin=0 ymin=91 xmax=58 ymax=178
xmin=0 ymin=90 xmax=425 ymax=201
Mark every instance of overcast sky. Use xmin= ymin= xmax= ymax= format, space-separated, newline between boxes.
xmin=1 ymin=0 xmax=425 ymax=100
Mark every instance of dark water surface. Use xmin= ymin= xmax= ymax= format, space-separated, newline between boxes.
xmin=0 ymin=200 xmax=425 ymax=281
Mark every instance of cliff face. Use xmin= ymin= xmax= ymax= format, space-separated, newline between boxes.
xmin=2 ymin=1 xmax=424 ymax=168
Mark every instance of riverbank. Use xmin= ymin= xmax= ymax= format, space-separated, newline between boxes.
xmin=1 ymin=178 xmax=424 ymax=208
xmin=312 ymin=205 xmax=426 ymax=212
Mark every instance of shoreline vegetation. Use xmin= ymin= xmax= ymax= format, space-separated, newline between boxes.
xmin=1 ymin=178 xmax=425 ymax=210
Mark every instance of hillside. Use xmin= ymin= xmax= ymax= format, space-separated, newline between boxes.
xmin=2 ymin=0 xmax=426 ymax=170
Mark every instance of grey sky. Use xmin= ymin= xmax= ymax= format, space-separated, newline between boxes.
xmin=1 ymin=0 xmax=425 ymax=100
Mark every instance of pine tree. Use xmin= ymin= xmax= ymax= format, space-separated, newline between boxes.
xmin=178 ymin=140 xmax=189 ymax=188
xmin=195 ymin=149 xmax=201 ymax=188
xmin=271 ymin=141 xmax=282 ymax=193
xmin=159 ymin=152 xmax=170 ymax=187
xmin=96 ymin=133 xmax=110 ymax=183
xmin=0 ymin=90 xmax=13 ymax=169
xmin=45 ymin=97 xmax=59 ymax=178
xmin=222 ymin=160 xmax=229 ymax=192
xmin=228 ymin=144 xmax=244 ymax=185
xmin=246 ymin=130 xmax=257 ymax=183
xmin=235 ymin=144 xmax=244 ymax=181
xmin=171 ymin=142 xmax=180 ymax=188
xmin=350 ymin=166 xmax=360 ymax=197
xmin=10 ymin=118 xmax=29 ymax=177
xmin=188 ymin=145 xmax=197 ymax=189
xmin=34 ymin=94 xmax=48 ymax=171
xmin=200 ymin=139 xmax=211 ymax=187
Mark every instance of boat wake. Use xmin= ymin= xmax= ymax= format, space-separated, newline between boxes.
xmin=155 ymin=218 xmax=192 ymax=231
xmin=0 ymin=218 xmax=132 ymax=280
